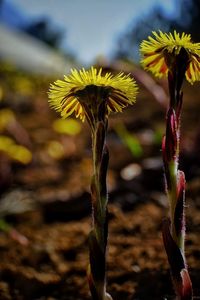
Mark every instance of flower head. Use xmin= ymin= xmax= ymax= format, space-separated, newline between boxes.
xmin=140 ymin=30 xmax=200 ymax=84
xmin=48 ymin=67 xmax=138 ymax=122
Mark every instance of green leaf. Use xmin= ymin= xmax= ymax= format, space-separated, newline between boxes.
xmin=0 ymin=219 xmax=10 ymax=232
xmin=115 ymin=123 xmax=143 ymax=158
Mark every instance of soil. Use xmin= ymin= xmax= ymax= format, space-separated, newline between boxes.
xmin=0 ymin=64 xmax=200 ymax=300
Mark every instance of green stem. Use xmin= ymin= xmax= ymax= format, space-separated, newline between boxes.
xmin=168 ymin=160 xmax=179 ymax=246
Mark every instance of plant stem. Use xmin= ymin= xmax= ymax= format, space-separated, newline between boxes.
xmin=162 ymin=72 xmax=192 ymax=299
xmin=87 ymin=119 xmax=112 ymax=300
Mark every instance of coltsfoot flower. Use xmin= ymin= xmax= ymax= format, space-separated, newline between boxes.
xmin=48 ymin=67 xmax=138 ymax=300
xmin=140 ymin=30 xmax=200 ymax=84
xmin=48 ymin=66 xmax=138 ymax=122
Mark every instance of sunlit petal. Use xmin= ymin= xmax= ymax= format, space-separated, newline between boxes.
xmin=48 ymin=66 xmax=138 ymax=121
xmin=140 ymin=30 xmax=200 ymax=84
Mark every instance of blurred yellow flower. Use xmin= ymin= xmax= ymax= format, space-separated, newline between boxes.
xmin=48 ymin=66 xmax=138 ymax=121
xmin=47 ymin=140 xmax=65 ymax=160
xmin=0 ymin=136 xmax=32 ymax=164
xmin=53 ymin=118 xmax=81 ymax=135
xmin=0 ymin=109 xmax=15 ymax=131
xmin=140 ymin=30 xmax=200 ymax=84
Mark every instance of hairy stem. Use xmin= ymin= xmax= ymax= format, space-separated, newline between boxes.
xmin=162 ymin=72 xmax=192 ymax=299
xmin=87 ymin=119 xmax=112 ymax=300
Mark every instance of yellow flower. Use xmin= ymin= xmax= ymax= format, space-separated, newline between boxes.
xmin=140 ymin=30 xmax=200 ymax=84
xmin=48 ymin=66 xmax=138 ymax=122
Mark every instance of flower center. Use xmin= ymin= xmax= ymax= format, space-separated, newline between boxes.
xmin=164 ymin=47 xmax=190 ymax=74
xmin=75 ymin=85 xmax=111 ymax=124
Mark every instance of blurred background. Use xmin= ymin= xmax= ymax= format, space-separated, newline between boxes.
xmin=1 ymin=0 xmax=200 ymax=70
xmin=0 ymin=0 xmax=200 ymax=299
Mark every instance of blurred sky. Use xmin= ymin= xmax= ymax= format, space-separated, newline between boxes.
xmin=10 ymin=0 xmax=177 ymax=65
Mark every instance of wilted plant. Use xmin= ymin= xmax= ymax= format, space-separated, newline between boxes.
xmin=140 ymin=30 xmax=200 ymax=299
xmin=48 ymin=66 xmax=138 ymax=300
